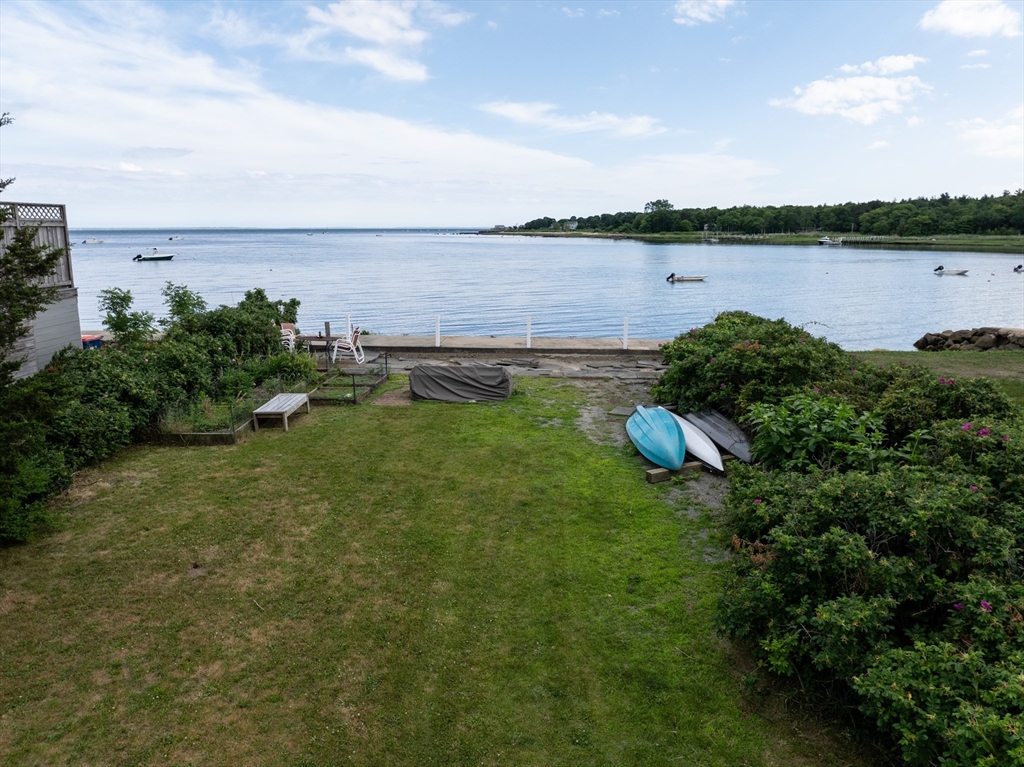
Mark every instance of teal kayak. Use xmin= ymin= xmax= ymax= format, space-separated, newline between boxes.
xmin=626 ymin=405 xmax=686 ymax=470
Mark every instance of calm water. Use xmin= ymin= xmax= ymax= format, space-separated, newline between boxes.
xmin=68 ymin=229 xmax=1024 ymax=350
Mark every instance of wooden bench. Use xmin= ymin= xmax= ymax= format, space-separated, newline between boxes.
xmin=252 ymin=393 xmax=309 ymax=432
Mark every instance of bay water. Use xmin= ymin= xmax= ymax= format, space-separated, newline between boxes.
xmin=69 ymin=229 xmax=1023 ymax=350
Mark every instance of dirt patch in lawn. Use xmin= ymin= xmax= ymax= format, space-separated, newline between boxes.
xmin=372 ymin=386 xmax=413 ymax=406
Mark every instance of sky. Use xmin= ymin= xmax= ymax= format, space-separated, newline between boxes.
xmin=0 ymin=0 xmax=1022 ymax=227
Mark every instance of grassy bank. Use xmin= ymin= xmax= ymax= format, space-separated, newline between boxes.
xmin=486 ymin=231 xmax=1024 ymax=253
xmin=0 ymin=378 xmax=870 ymax=766
xmin=853 ymin=349 xmax=1024 ymax=406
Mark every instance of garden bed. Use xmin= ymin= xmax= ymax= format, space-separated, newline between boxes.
xmin=308 ymin=366 xmax=388 ymax=405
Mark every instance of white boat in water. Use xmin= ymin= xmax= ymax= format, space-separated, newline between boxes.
xmin=168 ymin=235 xmax=183 ymax=241
xmin=81 ymin=238 xmax=103 ymax=244
xmin=934 ymin=266 xmax=968 ymax=275
xmin=133 ymin=247 xmax=175 ymax=262
xmin=818 ymin=236 xmax=843 ymax=246
xmin=666 ymin=273 xmax=707 ymax=282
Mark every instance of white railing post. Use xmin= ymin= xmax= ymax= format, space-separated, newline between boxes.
xmin=623 ymin=317 xmax=629 ymax=350
xmin=346 ymin=314 xmax=352 ymax=337
xmin=526 ymin=316 xmax=532 ymax=349
xmin=435 ymin=315 xmax=441 ymax=347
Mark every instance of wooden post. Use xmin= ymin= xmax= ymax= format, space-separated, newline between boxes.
xmin=325 ymin=321 xmax=331 ymax=337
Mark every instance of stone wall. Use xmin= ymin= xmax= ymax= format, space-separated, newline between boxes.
xmin=914 ymin=327 xmax=1024 ymax=351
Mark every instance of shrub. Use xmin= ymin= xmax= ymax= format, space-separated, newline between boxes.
xmin=216 ymin=367 xmax=256 ymax=398
xmin=743 ymin=392 xmax=889 ymax=472
xmin=718 ymin=457 xmax=1024 ymax=765
xmin=653 ymin=312 xmax=850 ymax=416
xmin=257 ymin=351 xmax=319 ymax=385
xmin=873 ymin=365 xmax=1012 ymax=444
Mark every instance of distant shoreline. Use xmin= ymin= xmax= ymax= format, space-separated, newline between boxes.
xmin=480 ymin=230 xmax=1024 ymax=254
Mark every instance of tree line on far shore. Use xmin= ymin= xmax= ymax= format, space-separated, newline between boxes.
xmin=515 ymin=190 xmax=1024 ymax=237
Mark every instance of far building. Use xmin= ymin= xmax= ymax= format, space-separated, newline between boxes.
xmin=0 ymin=201 xmax=82 ymax=379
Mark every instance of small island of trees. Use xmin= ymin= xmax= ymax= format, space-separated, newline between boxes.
xmin=513 ymin=190 xmax=1024 ymax=237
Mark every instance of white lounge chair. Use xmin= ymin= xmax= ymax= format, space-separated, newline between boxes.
xmin=331 ymin=327 xmax=365 ymax=365
xmin=280 ymin=328 xmax=296 ymax=352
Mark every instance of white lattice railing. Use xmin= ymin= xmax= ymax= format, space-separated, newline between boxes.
xmin=0 ymin=201 xmax=73 ymax=286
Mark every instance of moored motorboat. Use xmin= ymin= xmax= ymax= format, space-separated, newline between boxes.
xmin=666 ymin=273 xmax=708 ymax=282
xmin=81 ymin=238 xmax=103 ymax=244
xmin=818 ymin=236 xmax=843 ymax=246
xmin=168 ymin=235 xmax=183 ymax=241
xmin=934 ymin=265 xmax=968 ymax=275
xmin=133 ymin=247 xmax=175 ymax=262
xmin=626 ymin=405 xmax=686 ymax=470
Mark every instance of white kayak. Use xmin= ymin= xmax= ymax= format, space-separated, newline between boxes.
xmin=663 ymin=409 xmax=724 ymax=472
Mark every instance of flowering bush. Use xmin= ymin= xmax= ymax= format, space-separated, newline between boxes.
xmin=653 ymin=312 xmax=850 ymax=416
xmin=718 ymin=464 xmax=1024 ymax=765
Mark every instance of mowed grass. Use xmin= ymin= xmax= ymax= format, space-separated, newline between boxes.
xmin=852 ymin=349 xmax=1024 ymax=407
xmin=1 ymin=379 xmax=864 ymax=766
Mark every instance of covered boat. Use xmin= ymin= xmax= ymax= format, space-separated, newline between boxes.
xmin=409 ymin=364 xmax=512 ymax=402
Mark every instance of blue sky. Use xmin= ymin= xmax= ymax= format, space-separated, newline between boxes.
xmin=1 ymin=0 xmax=1021 ymax=227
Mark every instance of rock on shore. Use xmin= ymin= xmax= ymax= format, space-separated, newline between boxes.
xmin=914 ymin=327 xmax=1024 ymax=352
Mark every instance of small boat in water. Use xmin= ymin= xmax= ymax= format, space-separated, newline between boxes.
xmin=133 ymin=248 xmax=174 ymax=262
xmin=666 ymin=273 xmax=707 ymax=282
xmin=81 ymin=238 xmax=103 ymax=244
xmin=818 ymin=236 xmax=843 ymax=246
xmin=626 ymin=405 xmax=686 ymax=470
xmin=934 ymin=265 xmax=968 ymax=276
xmin=168 ymin=235 xmax=183 ymax=241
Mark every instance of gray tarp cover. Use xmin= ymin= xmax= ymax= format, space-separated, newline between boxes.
xmin=409 ymin=365 xmax=513 ymax=402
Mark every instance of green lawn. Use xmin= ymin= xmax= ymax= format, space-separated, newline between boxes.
xmin=0 ymin=378 xmax=869 ymax=766
xmin=852 ymin=349 xmax=1024 ymax=406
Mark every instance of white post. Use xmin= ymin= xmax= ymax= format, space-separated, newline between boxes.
xmin=435 ymin=315 xmax=441 ymax=347
xmin=623 ymin=317 xmax=629 ymax=350
xmin=526 ymin=316 xmax=532 ymax=349
xmin=346 ymin=314 xmax=352 ymax=337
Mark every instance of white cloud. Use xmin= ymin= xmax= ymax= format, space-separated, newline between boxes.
xmin=920 ymin=0 xmax=1022 ymax=37
xmin=479 ymin=102 xmax=667 ymax=137
xmin=907 ymin=116 xmax=923 ymax=127
xmin=562 ymin=7 xmax=585 ymax=18
xmin=123 ymin=147 xmax=193 ymax=160
xmin=961 ymin=62 xmax=992 ymax=68
xmin=0 ymin=2 xmax=777 ymax=226
xmin=868 ymin=140 xmax=890 ymax=149
xmin=958 ymin=106 xmax=1024 ymax=159
xmin=597 ymin=9 xmax=620 ymax=17
xmin=968 ymin=48 xmax=990 ymax=55
xmin=344 ymin=46 xmax=428 ymax=81
xmin=771 ymin=75 xmax=932 ymax=125
xmin=673 ymin=0 xmax=737 ymax=27
xmin=487 ymin=20 xmax=498 ymax=29
xmin=839 ymin=54 xmax=927 ymax=75
xmin=205 ymin=1 xmax=470 ymax=81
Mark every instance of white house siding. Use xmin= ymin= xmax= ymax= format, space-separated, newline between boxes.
xmin=31 ymin=287 xmax=82 ymax=369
